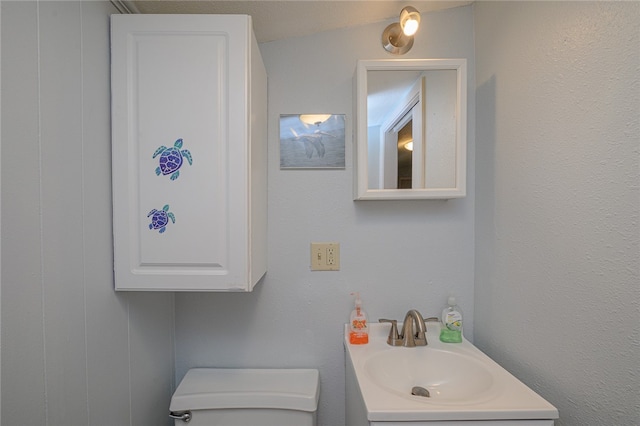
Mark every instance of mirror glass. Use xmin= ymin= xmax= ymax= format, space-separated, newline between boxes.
xmin=354 ymin=59 xmax=467 ymax=200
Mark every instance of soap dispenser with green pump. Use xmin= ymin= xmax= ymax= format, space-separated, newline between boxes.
xmin=349 ymin=292 xmax=369 ymax=344
xmin=440 ymin=296 xmax=463 ymax=343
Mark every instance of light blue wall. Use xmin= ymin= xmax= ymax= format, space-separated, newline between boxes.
xmin=474 ymin=2 xmax=640 ymax=425
xmin=173 ymin=6 xmax=476 ymax=426
xmin=1 ymin=3 xmax=475 ymax=425
xmin=5 ymin=2 xmax=637 ymax=426
xmin=1 ymin=2 xmax=175 ymax=425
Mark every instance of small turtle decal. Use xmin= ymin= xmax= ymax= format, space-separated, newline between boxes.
xmin=153 ymin=138 xmax=193 ymax=180
xmin=147 ymin=204 xmax=175 ymax=233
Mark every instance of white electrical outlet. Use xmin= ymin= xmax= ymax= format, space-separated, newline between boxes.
xmin=310 ymin=242 xmax=340 ymax=271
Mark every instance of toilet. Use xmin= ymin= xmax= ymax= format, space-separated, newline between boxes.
xmin=169 ymin=368 xmax=320 ymax=426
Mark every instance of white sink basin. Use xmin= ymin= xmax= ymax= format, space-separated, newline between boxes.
xmin=345 ymin=322 xmax=559 ymax=423
xmin=364 ymin=347 xmax=497 ymax=404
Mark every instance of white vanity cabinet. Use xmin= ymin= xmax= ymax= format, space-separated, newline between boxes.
xmin=110 ymin=15 xmax=267 ymax=291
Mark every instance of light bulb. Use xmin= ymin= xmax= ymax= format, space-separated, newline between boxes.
xmin=400 ymin=6 xmax=421 ymax=36
xmin=402 ymin=19 xmax=419 ymax=36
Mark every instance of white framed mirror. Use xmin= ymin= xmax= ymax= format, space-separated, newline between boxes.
xmin=354 ymin=59 xmax=467 ymax=200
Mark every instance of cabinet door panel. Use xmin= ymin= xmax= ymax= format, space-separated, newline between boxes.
xmin=135 ymin=33 xmax=228 ymax=269
xmin=112 ymin=15 xmax=258 ymax=291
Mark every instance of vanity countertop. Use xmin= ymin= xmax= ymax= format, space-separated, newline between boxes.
xmin=345 ymin=322 xmax=559 ymax=423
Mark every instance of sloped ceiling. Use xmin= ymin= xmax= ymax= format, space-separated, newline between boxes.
xmin=131 ymin=1 xmax=473 ymax=43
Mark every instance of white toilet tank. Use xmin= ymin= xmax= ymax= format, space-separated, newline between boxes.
xmin=169 ymin=368 xmax=320 ymax=426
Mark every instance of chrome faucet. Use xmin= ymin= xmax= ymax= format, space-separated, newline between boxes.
xmin=380 ymin=309 xmax=428 ymax=347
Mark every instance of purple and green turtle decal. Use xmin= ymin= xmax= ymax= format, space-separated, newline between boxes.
xmin=153 ymin=138 xmax=193 ymax=180
xmin=148 ymin=204 xmax=175 ymax=233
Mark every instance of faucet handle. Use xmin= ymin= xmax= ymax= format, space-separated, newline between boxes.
xmin=419 ymin=317 xmax=439 ymax=334
xmin=379 ymin=319 xmax=403 ymax=346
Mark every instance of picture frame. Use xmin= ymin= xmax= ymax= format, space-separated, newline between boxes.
xmin=279 ymin=114 xmax=346 ymax=169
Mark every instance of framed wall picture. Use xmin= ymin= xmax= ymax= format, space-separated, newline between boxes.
xmin=279 ymin=114 xmax=346 ymax=169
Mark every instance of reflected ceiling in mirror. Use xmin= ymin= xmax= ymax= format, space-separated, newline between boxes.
xmin=354 ymin=59 xmax=467 ymax=200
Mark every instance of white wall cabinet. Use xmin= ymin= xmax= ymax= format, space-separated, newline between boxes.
xmin=111 ymin=15 xmax=267 ymax=291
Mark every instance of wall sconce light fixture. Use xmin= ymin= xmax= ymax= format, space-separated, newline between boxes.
xmin=381 ymin=6 xmax=421 ymax=55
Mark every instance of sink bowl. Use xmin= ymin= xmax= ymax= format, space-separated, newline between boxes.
xmin=345 ymin=322 xmax=559 ymax=423
xmin=364 ymin=347 xmax=497 ymax=404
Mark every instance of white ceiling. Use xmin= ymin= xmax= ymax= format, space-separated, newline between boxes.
xmin=130 ymin=1 xmax=473 ymax=43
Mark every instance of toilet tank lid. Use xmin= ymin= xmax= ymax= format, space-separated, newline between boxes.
xmin=170 ymin=368 xmax=320 ymax=412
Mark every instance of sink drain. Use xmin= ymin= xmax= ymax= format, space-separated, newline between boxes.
xmin=411 ymin=386 xmax=430 ymax=398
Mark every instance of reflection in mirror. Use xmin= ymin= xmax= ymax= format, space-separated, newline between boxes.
xmin=355 ymin=59 xmax=467 ymax=200
xmin=397 ymin=118 xmax=413 ymax=188
xmin=369 ymin=70 xmax=456 ymax=190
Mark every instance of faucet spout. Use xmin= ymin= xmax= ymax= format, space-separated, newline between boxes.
xmin=401 ymin=309 xmax=428 ymax=347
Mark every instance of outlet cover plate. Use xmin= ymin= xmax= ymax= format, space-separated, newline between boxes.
xmin=310 ymin=242 xmax=340 ymax=271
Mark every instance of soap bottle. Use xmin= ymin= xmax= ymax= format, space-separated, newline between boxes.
xmin=349 ymin=292 xmax=369 ymax=344
xmin=440 ymin=296 xmax=463 ymax=343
